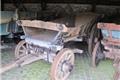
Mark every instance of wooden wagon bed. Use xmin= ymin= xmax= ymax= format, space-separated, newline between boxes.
xmin=17 ymin=12 xmax=100 ymax=38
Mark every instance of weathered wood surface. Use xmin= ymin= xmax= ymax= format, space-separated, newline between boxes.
xmin=17 ymin=20 xmax=68 ymax=32
xmin=0 ymin=54 xmax=44 ymax=74
xmin=97 ymin=23 xmax=120 ymax=31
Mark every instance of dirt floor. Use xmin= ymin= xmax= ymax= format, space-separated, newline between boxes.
xmin=1 ymin=43 xmax=114 ymax=80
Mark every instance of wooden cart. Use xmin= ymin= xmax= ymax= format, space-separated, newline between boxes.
xmin=1 ymin=12 xmax=101 ymax=80
xmin=92 ymin=23 xmax=120 ymax=80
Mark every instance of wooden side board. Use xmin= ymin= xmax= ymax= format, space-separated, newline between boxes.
xmin=97 ymin=23 xmax=120 ymax=31
xmin=17 ymin=20 xmax=68 ymax=32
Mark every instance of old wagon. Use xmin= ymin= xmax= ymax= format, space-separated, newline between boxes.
xmin=0 ymin=11 xmax=22 ymax=49
xmin=0 ymin=10 xmax=37 ymax=46
xmin=92 ymin=23 xmax=120 ymax=80
xmin=1 ymin=12 xmax=102 ymax=80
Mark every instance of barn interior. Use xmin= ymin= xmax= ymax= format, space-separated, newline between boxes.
xmin=1 ymin=0 xmax=120 ymax=80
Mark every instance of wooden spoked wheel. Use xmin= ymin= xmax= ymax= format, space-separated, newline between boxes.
xmin=15 ymin=40 xmax=28 ymax=59
xmin=92 ymin=41 xmax=101 ymax=67
xmin=88 ymin=24 xmax=100 ymax=55
xmin=50 ymin=48 xmax=74 ymax=80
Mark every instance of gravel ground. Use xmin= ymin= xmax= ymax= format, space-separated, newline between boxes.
xmin=1 ymin=43 xmax=114 ymax=80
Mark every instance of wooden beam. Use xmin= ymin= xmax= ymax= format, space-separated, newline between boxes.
xmin=3 ymin=0 xmax=120 ymax=6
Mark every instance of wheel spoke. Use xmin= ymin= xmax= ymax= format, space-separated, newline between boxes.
xmin=19 ymin=50 xmax=24 ymax=53
xmin=21 ymin=45 xmax=26 ymax=50
xmin=67 ymin=53 xmax=72 ymax=61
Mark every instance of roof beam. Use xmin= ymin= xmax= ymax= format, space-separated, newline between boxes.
xmin=2 ymin=0 xmax=120 ymax=6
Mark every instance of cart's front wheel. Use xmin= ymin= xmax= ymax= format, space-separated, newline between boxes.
xmin=50 ymin=48 xmax=74 ymax=80
xmin=15 ymin=40 xmax=28 ymax=59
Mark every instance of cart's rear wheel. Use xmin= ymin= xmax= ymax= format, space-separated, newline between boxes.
xmin=92 ymin=41 xmax=104 ymax=67
xmin=15 ymin=40 xmax=28 ymax=59
xmin=88 ymin=24 xmax=100 ymax=55
xmin=50 ymin=48 xmax=74 ymax=80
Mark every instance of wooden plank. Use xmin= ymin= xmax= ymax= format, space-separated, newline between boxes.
xmin=17 ymin=20 xmax=68 ymax=32
xmin=97 ymin=23 xmax=120 ymax=31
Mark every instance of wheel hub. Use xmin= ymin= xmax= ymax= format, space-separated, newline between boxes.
xmin=61 ymin=60 xmax=73 ymax=72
